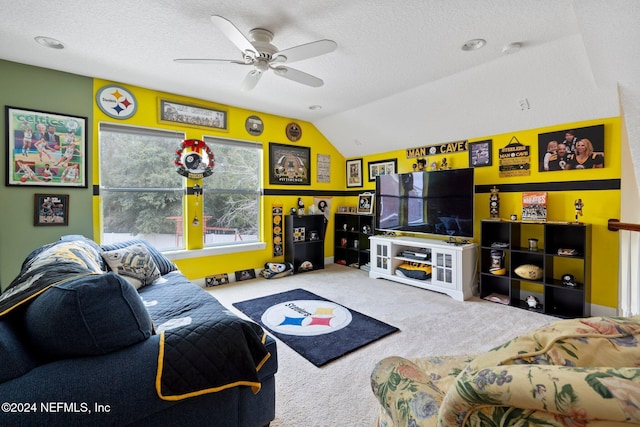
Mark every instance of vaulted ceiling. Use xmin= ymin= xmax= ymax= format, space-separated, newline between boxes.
xmin=1 ymin=0 xmax=638 ymax=158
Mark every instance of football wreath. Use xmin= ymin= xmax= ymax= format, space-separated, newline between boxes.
xmin=514 ymin=264 xmax=543 ymax=280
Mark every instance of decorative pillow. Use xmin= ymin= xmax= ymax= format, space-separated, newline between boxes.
xmin=396 ymin=262 xmax=432 ymax=280
xmin=101 ymin=239 xmax=178 ymax=275
xmin=101 ymin=243 xmax=161 ymax=289
xmin=261 ymin=262 xmax=293 ymax=279
xmin=0 ymin=320 xmax=37 ymax=382
xmin=24 ymin=272 xmax=153 ymax=359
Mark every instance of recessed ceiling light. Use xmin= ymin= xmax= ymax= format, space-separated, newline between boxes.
xmin=502 ymin=42 xmax=522 ymax=54
xmin=34 ymin=36 xmax=65 ymax=50
xmin=461 ymin=38 xmax=486 ymax=51
xmin=309 ymin=105 xmax=322 ymax=111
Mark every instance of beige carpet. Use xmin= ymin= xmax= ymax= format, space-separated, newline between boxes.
xmin=208 ymin=264 xmax=556 ymax=427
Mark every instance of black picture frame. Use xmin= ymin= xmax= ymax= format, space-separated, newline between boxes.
xmin=34 ymin=194 xmax=69 ymax=226
xmin=269 ymin=142 xmax=311 ymax=185
xmin=367 ymin=158 xmax=397 ymax=182
xmin=346 ymin=158 xmax=363 ymax=188
xmin=469 ymin=140 xmax=492 ymax=167
xmin=6 ymin=106 xmax=88 ymax=188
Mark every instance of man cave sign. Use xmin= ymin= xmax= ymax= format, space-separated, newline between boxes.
xmin=174 ymin=139 xmax=215 ymax=179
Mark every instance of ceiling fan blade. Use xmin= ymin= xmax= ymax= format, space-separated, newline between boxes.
xmin=272 ymin=66 xmax=324 ymax=87
xmin=241 ymin=69 xmax=263 ymax=92
xmin=174 ymin=58 xmax=247 ymax=64
xmin=211 ymin=15 xmax=256 ymax=57
xmin=272 ymin=39 xmax=337 ymax=63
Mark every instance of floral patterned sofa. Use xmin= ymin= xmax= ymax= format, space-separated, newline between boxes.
xmin=371 ymin=316 xmax=640 ymax=427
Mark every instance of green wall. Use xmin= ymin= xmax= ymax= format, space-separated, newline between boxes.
xmin=0 ymin=60 xmax=94 ymax=288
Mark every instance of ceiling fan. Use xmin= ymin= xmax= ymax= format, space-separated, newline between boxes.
xmin=174 ymin=15 xmax=337 ymax=91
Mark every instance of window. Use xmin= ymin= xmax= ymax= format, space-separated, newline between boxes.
xmin=99 ymin=124 xmax=185 ymax=250
xmin=202 ymin=137 xmax=262 ymax=246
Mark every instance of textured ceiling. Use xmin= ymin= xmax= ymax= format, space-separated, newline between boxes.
xmin=1 ymin=0 xmax=638 ymax=157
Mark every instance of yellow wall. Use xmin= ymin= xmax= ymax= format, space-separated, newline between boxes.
xmin=353 ymin=117 xmax=621 ymax=309
xmin=92 ymin=80 xmax=347 ymax=279
xmin=92 ymin=79 xmax=620 ymax=309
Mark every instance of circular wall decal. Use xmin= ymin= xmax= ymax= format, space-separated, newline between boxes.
xmin=286 ymin=122 xmax=302 ymax=142
xmin=96 ymin=85 xmax=137 ymax=119
xmin=261 ymin=299 xmax=352 ymax=336
xmin=245 ymin=115 xmax=264 ymax=136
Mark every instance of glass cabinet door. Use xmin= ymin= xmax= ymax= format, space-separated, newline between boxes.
xmin=373 ymin=241 xmax=392 ymax=274
xmin=433 ymin=249 xmax=455 ymax=288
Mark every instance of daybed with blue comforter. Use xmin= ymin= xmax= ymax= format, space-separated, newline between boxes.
xmin=0 ymin=236 xmax=277 ymax=426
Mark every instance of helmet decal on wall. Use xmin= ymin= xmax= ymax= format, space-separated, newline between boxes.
xmin=174 ymin=139 xmax=215 ymax=179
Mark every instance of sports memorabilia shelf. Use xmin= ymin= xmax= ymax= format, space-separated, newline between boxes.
xmin=285 ymin=214 xmax=325 ymax=274
xmin=479 ymin=220 xmax=591 ymax=318
xmin=334 ymin=213 xmax=374 ymax=270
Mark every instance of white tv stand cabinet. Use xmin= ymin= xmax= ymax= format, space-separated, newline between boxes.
xmin=369 ymin=235 xmax=477 ymax=301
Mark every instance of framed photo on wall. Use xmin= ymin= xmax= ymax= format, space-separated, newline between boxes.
xmin=537 ymin=124 xmax=604 ymax=172
xmin=357 ymin=192 xmax=374 ymax=214
xmin=158 ymin=99 xmax=227 ymax=131
xmin=367 ymin=158 xmax=397 ymax=181
xmin=346 ymin=158 xmax=363 ymax=188
xmin=269 ymin=142 xmax=311 ymax=185
xmin=468 ymin=140 xmax=492 ymax=167
xmin=6 ymin=106 xmax=87 ymax=188
xmin=34 ymin=194 xmax=69 ymax=226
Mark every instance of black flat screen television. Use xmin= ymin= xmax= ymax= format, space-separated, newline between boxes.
xmin=375 ymin=168 xmax=475 ymax=238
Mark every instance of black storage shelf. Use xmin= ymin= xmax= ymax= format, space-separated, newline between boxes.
xmin=480 ymin=220 xmax=591 ymax=318
xmin=285 ymin=214 xmax=326 ymax=274
xmin=334 ymin=213 xmax=374 ymax=269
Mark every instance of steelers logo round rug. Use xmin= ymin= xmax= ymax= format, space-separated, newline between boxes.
xmin=261 ymin=299 xmax=352 ymax=336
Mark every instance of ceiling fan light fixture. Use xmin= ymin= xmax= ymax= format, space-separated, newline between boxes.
xmin=34 ymin=36 xmax=65 ymax=50
xmin=461 ymin=38 xmax=486 ymax=51
xmin=180 ymin=15 xmax=337 ymax=90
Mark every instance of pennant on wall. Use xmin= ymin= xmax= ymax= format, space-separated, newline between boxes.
xmin=272 ymin=203 xmax=283 ymax=257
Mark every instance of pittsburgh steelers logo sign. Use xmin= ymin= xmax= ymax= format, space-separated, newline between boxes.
xmin=261 ymin=300 xmax=352 ymax=336
xmin=95 ymin=85 xmax=137 ymax=119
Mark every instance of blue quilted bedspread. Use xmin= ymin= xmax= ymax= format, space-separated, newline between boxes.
xmin=139 ymin=271 xmax=271 ymax=400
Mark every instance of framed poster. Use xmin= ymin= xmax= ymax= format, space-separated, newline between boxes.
xmin=158 ymin=99 xmax=227 ymax=131
xmin=367 ymin=158 xmax=397 ymax=182
xmin=357 ymin=192 xmax=374 ymax=214
xmin=269 ymin=142 xmax=311 ymax=185
xmin=34 ymin=194 xmax=69 ymax=226
xmin=468 ymin=140 xmax=492 ymax=167
xmin=346 ymin=158 xmax=363 ymax=188
xmin=6 ymin=106 xmax=87 ymax=188
xmin=537 ymin=124 xmax=604 ymax=171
